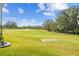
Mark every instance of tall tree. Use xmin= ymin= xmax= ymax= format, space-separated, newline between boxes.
xmin=43 ymin=20 xmax=53 ymax=32
xmin=3 ymin=21 xmax=18 ymax=29
xmin=55 ymin=7 xmax=79 ymax=34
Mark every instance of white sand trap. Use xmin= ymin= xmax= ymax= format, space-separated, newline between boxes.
xmin=41 ymin=39 xmax=60 ymax=42
xmin=23 ymin=29 xmax=31 ymax=31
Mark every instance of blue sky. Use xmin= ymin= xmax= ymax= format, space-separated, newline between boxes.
xmin=2 ymin=3 xmax=79 ymax=26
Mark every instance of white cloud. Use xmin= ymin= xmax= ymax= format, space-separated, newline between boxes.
xmin=18 ymin=8 xmax=24 ymax=14
xmin=43 ymin=12 xmax=52 ymax=16
xmin=9 ymin=17 xmax=16 ymax=20
xmin=32 ymin=19 xmax=36 ymax=22
xmin=21 ymin=19 xmax=27 ymax=22
xmin=19 ymin=19 xmax=30 ymax=26
xmin=21 ymin=18 xmax=36 ymax=23
xmin=48 ymin=3 xmax=68 ymax=10
xmin=37 ymin=3 xmax=69 ymax=16
xmin=36 ymin=4 xmax=45 ymax=13
xmin=6 ymin=17 xmax=17 ymax=22
xmin=18 ymin=18 xmax=37 ymax=26
xmin=2 ymin=7 xmax=9 ymax=13
xmin=2 ymin=4 xmax=10 ymax=14
xmin=39 ymin=21 xmax=43 ymax=26
xmin=38 ymin=4 xmax=45 ymax=11
xmin=3 ymin=3 xmax=7 ymax=7
xmin=3 ymin=17 xmax=17 ymax=25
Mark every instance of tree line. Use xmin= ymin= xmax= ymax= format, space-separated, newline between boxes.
xmin=3 ymin=21 xmax=42 ymax=29
xmin=3 ymin=6 xmax=79 ymax=34
xmin=43 ymin=6 xmax=79 ymax=34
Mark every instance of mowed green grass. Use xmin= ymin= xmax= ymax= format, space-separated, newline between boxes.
xmin=0 ymin=29 xmax=79 ymax=56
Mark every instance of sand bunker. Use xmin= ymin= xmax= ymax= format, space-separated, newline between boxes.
xmin=41 ymin=38 xmax=60 ymax=42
